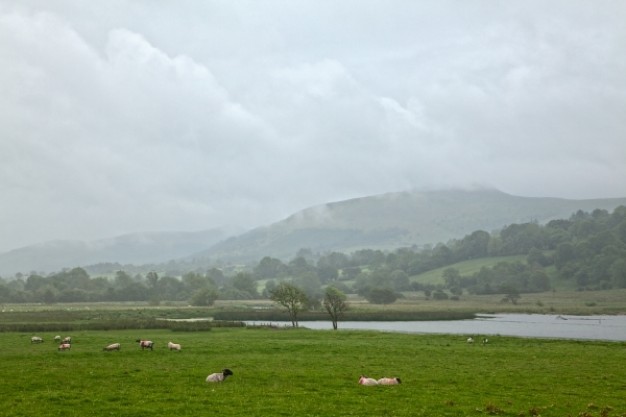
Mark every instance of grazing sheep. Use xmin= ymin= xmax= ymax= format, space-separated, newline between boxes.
xmin=103 ymin=343 xmax=121 ymax=351
xmin=377 ymin=377 xmax=402 ymax=385
xmin=30 ymin=336 xmax=44 ymax=344
xmin=62 ymin=336 xmax=72 ymax=344
xmin=358 ymin=376 xmax=379 ymax=386
xmin=466 ymin=337 xmax=474 ymax=344
xmin=482 ymin=338 xmax=489 ymax=345
xmin=167 ymin=341 xmax=181 ymax=351
xmin=136 ymin=340 xmax=154 ymax=350
xmin=58 ymin=343 xmax=71 ymax=351
xmin=206 ymin=368 xmax=233 ymax=383
xmin=54 ymin=335 xmax=61 ymax=342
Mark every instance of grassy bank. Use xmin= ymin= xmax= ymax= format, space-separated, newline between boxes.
xmin=1 ymin=288 xmax=625 ymax=323
xmin=1 ymin=328 xmax=625 ymax=417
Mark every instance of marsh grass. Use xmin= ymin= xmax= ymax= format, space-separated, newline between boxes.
xmin=1 ymin=328 xmax=625 ymax=416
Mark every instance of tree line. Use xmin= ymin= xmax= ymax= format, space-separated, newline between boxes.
xmin=1 ymin=206 xmax=625 ymax=307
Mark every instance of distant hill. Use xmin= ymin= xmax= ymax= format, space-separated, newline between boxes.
xmin=0 ymin=229 xmax=228 ymax=276
xmin=189 ymin=189 xmax=626 ymax=264
xmin=2 ymin=189 xmax=625 ymax=276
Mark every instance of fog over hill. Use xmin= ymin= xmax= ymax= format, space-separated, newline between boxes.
xmin=2 ymin=189 xmax=626 ymax=277
xmin=188 ymin=189 xmax=626 ymax=264
xmin=0 ymin=229 xmax=228 ymax=277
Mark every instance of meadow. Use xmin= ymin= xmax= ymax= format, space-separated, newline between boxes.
xmin=2 ymin=327 xmax=625 ymax=417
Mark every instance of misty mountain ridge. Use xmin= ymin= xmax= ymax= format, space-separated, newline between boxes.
xmin=2 ymin=188 xmax=626 ymax=276
xmin=0 ymin=229 xmax=228 ymax=276
xmin=189 ymin=188 xmax=626 ymax=264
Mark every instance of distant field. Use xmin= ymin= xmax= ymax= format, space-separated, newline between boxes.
xmin=2 ymin=287 xmax=626 ymax=317
xmin=1 ymin=328 xmax=624 ymax=417
xmin=410 ymin=255 xmax=529 ymax=285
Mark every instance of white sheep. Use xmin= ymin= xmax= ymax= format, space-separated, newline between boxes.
xmin=30 ymin=336 xmax=44 ymax=344
xmin=167 ymin=341 xmax=182 ymax=351
xmin=62 ymin=336 xmax=72 ymax=344
xmin=358 ymin=376 xmax=379 ymax=386
xmin=377 ymin=377 xmax=402 ymax=385
xmin=58 ymin=343 xmax=71 ymax=351
xmin=467 ymin=337 xmax=474 ymax=344
xmin=206 ymin=368 xmax=233 ymax=382
xmin=136 ymin=339 xmax=154 ymax=350
xmin=54 ymin=335 xmax=61 ymax=342
xmin=103 ymin=343 xmax=121 ymax=351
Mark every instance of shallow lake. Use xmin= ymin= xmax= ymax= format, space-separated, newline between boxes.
xmin=246 ymin=314 xmax=626 ymax=341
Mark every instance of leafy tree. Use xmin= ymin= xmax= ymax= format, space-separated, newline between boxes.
xmin=270 ymin=283 xmax=308 ymax=327
xmin=190 ymin=287 xmax=218 ymax=306
xmin=456 ymin=230 xmax=490 ymax=260
xmin=293 ymin=272 xmax=323 ymax=310
xmin=432 ymin=290 xmax=449 ymax=300
xmin=157 ymin=276 xmax=185 ymax=301
xmin=365 ymin=288 xmax=398 ymax=305
xmin=254 ymin=257 xmax=288 ymax=279
xmin=262 ymin=279 xmax=277 ymax=298
xmin=24 ymin=275 xmax=47 ymax=292
xmin=610 ymin=259 xmax=626 ymax=288
xmin=206 ymin=268 xmax=226 ymax=286
xmin=114 ymin=270 xmax=133 ymax=289
xmin=288 ymin=256 xmax=315 ymax=277
xmin=323 ymin=287 xmax=348 ymax=330
xmin=340 ymin=266 xmax=361 ymax=281
xmin=182 ymin=272 xmax=212 ymax=294
xmin=317 ymin=266 xmax=339 ymax=284
xmin=442 ymin=267 xmax=461 ymax=288
xmin=230 ymin=272 xmax=258 ymax=298
xmin=317 ymin=252 xmax=350 ymax=270
xmin=146 ymin=271 xmax=160 ymax=304
xmin=390 ymin=269 xmax=410 ymax=291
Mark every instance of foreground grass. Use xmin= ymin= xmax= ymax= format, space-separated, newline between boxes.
xmin=1 ymin=328 xmax=625 ymax=417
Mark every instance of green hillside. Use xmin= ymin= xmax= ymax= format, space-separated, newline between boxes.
xmin=411 ymin=255 xmax=528 ymax=285
xmin=196 ymin=189 xmax=626 ymax=264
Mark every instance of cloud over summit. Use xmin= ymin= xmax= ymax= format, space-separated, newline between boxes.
xmin=1 ymin=1 xmax=625 ymax=251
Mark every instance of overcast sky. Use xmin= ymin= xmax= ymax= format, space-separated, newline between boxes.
xmin=1 ymin=1 xmax=625 ymax=252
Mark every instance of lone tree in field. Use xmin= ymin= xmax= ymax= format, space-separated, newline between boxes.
xmin=270 ymin=282 xmax=308 ymax=327
xmin=323 ymin=286 xmax=348 ymax=330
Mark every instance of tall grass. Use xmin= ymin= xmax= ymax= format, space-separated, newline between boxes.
xmin=1 ymin=328 xmax=625 ymax=417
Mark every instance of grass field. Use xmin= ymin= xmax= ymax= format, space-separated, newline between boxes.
xmin=2 ymin=327 xmax=625 ymax=417
xmin=410 ymin=255 xmax=529 ymax=286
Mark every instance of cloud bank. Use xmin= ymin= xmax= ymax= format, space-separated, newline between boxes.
xmin=1 ymin=1 xmax=625 ymax=251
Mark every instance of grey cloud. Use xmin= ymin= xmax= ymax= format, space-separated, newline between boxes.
xmin=1 ymin=1 xmax=625 ymax=252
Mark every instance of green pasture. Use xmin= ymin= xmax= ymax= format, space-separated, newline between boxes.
xmin=410 ymin=255 xmax=529 ymax=285
xmin=1 ymin=328 xmax=625 ymax=417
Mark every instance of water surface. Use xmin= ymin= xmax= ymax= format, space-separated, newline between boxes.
xmin=246 ymin=314 xmax=626 ymax=341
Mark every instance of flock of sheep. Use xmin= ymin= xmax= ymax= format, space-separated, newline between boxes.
xmin=30 ymin=336 xmax=182 ymax=352
xmin=30 ymin=335 xmax=231 ymax=383
xmin=38 ymin=333 xmax=491 ymax=386
xmin=31 ymin=335 xmax=72 ymax=350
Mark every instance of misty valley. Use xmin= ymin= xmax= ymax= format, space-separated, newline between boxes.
xmin=1 ymin=200 xmax=625 ymax=321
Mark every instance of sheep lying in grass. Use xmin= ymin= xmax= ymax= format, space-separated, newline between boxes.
xmin=206 ymin=368 xmax=233 ymax=383
xmin=58 ymin=343 xmax=71 ymax=351
xmin=167 ymin=341 xmax=181 ymax=351
xmin=31 ymin=336 xmax=44 ymax=344
xmin=378 ymin=377 xmax=402 ymax=385
xmin=103 ymin=343 xmax=121 ymax=351
xmin=136 ymin=340 xmax=154 ymax=350
xmin=358 ymin=376 xmax=379 ymax=386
